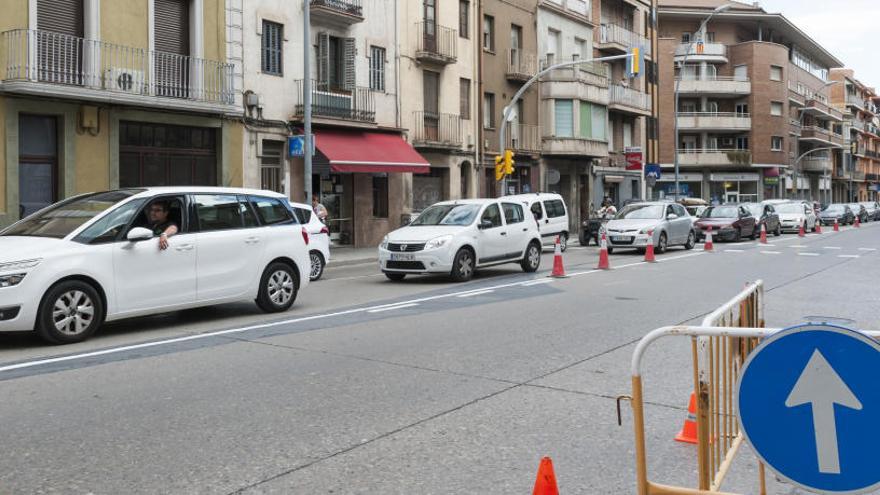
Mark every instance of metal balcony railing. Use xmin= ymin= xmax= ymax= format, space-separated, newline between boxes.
xmin=599 ymin=24 xmax=651 ymax=56
xmin=846 ymin=94 xmax=866 ymax=109
xmin=609 ymin=84 xmax=651 ymax=111
xmin=506 ymin=123 xmax=540 ymax=152
xmin=415 ymin=22 xmax=457 ymax=64
xmin=1 ymin=29 xmax=234 ymax=104
xmin=675 ymin=42 xmax=727 ymax=59
xmin=676 ymin=148 xmax=752 ymax=166
xmin=293 ymin=80 xmax=375 ymax=122
xmin=309 ymin=0 xmax=363 ymax=18
xmin=412 ymin=111 xmax=462 ymax=147
xmin=507 ymin=49 xmax=537 ymax=81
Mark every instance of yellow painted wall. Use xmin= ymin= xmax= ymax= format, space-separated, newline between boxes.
xmin=102 ymin=0 xmax=149 ymax=50
xmin=75 ymin=109 xmax=111 ymax=193
xmin=225 ymin=121 xmax=244 ymax=187
xmin=204 ymin=0 xmax=225 ymax=62
xmin=0 ymin=0 xmax=28 ymax=32
xmin=0 ymin=97 xmax=6 ymax=214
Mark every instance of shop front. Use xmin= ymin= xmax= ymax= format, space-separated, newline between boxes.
xmin=592 ymin=166 xmax=642 ymax=208
xmin=544 ymin=158 xmax=591 ymax=233
xmin=655 ymin=173 xmax=703 ymax=200
xmin=708 ymin=173 xmax=761 ymax=204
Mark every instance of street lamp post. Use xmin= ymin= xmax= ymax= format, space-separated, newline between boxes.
xmin=303 ymin=0 xmax=313 ymax=204
xmin=673 ymin=4 xmax=732 ymax=202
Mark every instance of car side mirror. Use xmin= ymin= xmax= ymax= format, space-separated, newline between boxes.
xmin=666 ymin=213 xmax=679 ymax=220
xmin=479 ymin=220 xmax=494 ymax=230
xmin=127 ymin=227 xmax=154 ymax=242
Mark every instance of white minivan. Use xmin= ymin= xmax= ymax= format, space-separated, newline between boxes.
xmin=505 ymin=193 xmax=570 ymax=251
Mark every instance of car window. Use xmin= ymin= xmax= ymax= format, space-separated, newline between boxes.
xmin=502 ymin=203 xmax=524 ymax=224
xmin=250 ymin=196 xmax=294 ymax=226
xmin=544 ymin=200 xmax=566 ymax=218
xmin=73 ymin=198 xmax=146 ymax=244
xmin=2 ymin=190 xmax=143 ymax=239
xmin=673 ymin=204 xmax=687 ymax=217
xmin=195 ymin=194 xmax=247 ymax=232
xmin=240 ymin=198 xmax=259 ymax=227
xmin=666 ymin=205 xmax=676 ymax=217
xmin=292 ymin=207 xmax=312 ymax=224
xmin=530 ymin=202 xmax=543 ymax=220
xmin=481 ymin=204 xmax=503 ymax=229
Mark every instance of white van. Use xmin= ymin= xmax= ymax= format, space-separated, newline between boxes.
xmin=505 ymin=193 xmax=570 ymax=251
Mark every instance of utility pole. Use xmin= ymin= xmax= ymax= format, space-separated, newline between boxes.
xmin=303 ymin=0 xmax=313 ymax=204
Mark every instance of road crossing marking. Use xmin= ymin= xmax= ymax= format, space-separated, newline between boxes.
xmin=521 ymin=279 xmax=556 ymax=287
xmin=798 ymin=253 xmax=821 ymax=257
xmin=859 ymin=248 xmax=877 ymax=252
xmin=791 ymin=245 xmax=808 ymax=249
xmin=456 ymin=289 xmax=495 ymax=298
xmin=367 ymin=303 xmax=419 ymax=313
xmin=838 ymin=255 xmax=861 ymax=259
xmin=760 ymin=251 xmax=782 ymax=255
xmin=822 ymin=247 xmax=842 ymax=250
xmin=724 ymin=249 xmax=745 ymax=253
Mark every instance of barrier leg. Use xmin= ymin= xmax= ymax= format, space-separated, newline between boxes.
xmin=632 ymin=375 xmax=650 ymax=495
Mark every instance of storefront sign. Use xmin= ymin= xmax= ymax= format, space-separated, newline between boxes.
xmin=658 ymin=173 xmax=702 ymax=182
xmin=764 ymin=177 xmax=780 ymax=186
xmin=710 ymin=173 xmax=760 ymax=182
xmin=625 ymin=147 xmax=643 ymax=171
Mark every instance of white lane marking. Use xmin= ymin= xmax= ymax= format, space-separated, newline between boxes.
xmin=798 ymin=253 xmax=821 ymax=257
xmin=521 ymin=279 xmax=556 ymax=287
xmin=757 ymin=244 xmax=776 ymax=247
xmin=822 ymin=247 xmax=842 ymax=250
xmin=456 ymin=289 xmax=495 ymax=298
xmin=859 ymin=248 xmax=877 ymax=252
xmin=838 ymin=255 xmax=861 ymax=259
xmin=658 ymin=252 xmax=707 ymax=263
xmin=760 ymin=251 xmax=782 ymax=255
xmin=724 ymin=249 xmax=745 ymax=253
xmin=367 ymin=303 xmax=419 ymax=313
xmin=790 ymin=245 xmax=809 ymax=249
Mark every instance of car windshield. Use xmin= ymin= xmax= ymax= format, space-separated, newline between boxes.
xmin=616 ymin=204 xmax=664 ymax=220
xmin=850 ymin=204 xmax=861 ymax=211
xmin=1 ymin=190 xmax=143 ymax=239
xmin=775 ymin=203 xmax=804 ymax=214
xmin=743 ymin=204 xmax=762 ymax=217
xmin=702 ymin=206 xmax=739 ymax=219
xmin=410 ymin=204 xmax=481 ymax=226
xmin=823 ymin=205 xmax=844 ymax=213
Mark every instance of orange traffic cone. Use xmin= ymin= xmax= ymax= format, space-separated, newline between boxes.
xmin=704 ymin=227 xmax=714 ymax=252
xmin=815 ymin=220 xmax=822 ymax=234
xmin=798 ymin=219 xmax=806 ymax=237
xmin=855 ymin=215 xmax=861 ymax=228
xmin=597 ymin=232 xmax=611 ymax=270
xmin=674 ymin=392 xmax=699 ymax=444
xmin=834 ymin=218 xmax=840 ymax=232
xmin=532 ymin=457 xmax=559 ymax=495
xmin=551 ymin=236 xmax=567 ymax=278
xmin=759 ymin=223 xmax=767 ymax=244
xmin=644 ymin=229 xmax=656 ymax=262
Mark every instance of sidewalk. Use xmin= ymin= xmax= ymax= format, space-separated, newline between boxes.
xmin=329 ymin=245 xmax=378 ymax=267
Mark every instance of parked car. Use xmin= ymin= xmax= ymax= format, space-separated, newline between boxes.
xmin=288 ymin=202 xmax=331 ymax=281
xmin=378 ymin=199 xmax=542 ymax=282
xmin=505 ymin=193 xmax=569 ymax=251
xmin=741 ymin=203 xmax=781 ymax=237
xmin=0 ymin=188 xmax=311 ymax=344
xmin=603 ymin=202 xmax=696 ymax=254
xmin=849 ymin=203 xmax=869 ymax=223
xmin=694 ymin=205 xmax=758 ymax=242
xmin=860 ymin=201 xmax=880 ymax=221
xmin=678 ymin=198 xmax=709 ymax=218
xmin=819 ymin=204 xmax=855 ymax=226
xmin=774 ymin=201 xmax=819 ymax=232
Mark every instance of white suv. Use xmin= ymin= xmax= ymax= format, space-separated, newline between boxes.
xmin=378 ymin=199 xmax=543 ymax=282
xmin=288 ymin=201 xmax=331 ymax=281
xmin=0 ymin=188 xmax=310 ymax=344
xmin=505 ymin=193 xmax=570 ymax=251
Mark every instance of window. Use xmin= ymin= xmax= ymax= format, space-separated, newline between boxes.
xmin=483 ymin=15 xmax=495 ymax=51
xmin=771 ymin=136 xmax=784 ymax=151
xmin=544 ymin=200 xmax=566 ymax=218
xmin=681 ymin=32 xmax=692 ymax=43
xmin=483 ymin=92 xmax=496 ymax=129
xmin=260 ymin=140 xmax=284 ymax=193
xmin=195 ymin=195 xmax=249 ymax=231
xmin=459 ymin=0 xmax=469 ymax=39
xmin=737 ymin=137 xmax=749 ymax=150
xmin=579 ymin=101 xmax=592 ymax=138
xmin=292 ymin=207 xmax=312 ymax=224
xmin=705 ymin=32 xmax=715 ymax=43
xmin=480 ymin=203 xmax=503 ymax=228
xmin=249 ymin=196 xmax=292 ymax=226
xmin=460 ymin=78 xmax=471 ymax=120
xmin=770 ymin=65 xmax=783 ymax=82
xmin=554 ymin=100 xmax=574 ymax=137
xmin=74 ymin=199 xmax=146 ymax=244
xmin=502 ymin=203 xmax=524 ymax=224
xmin=530 ymin=202 xmax=544 ymax=220
xmin=369 ymin=46 xmax=385 ymax=91
xmin=591 ymin=105 xmax=607 ymax=140
xmin=546 ymin=29 xmax=560 ymax=65
xmin=770 ymin=101 xmax=784 ymax=116
xmin=261 ymin=20 xmax=283 ymax=75
xmin=372 ymin=176 xmax=389 ymax=218
xmin=574 ymin=38 xmax=586 ymax=60
xmin=317 ymin=33 xmax=355 ymax=90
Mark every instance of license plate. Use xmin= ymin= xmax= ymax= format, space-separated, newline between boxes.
xmin=610 ymin=236 xmax=632 ymax=242
xmin=390 ymin=253 xmax=416 ymax=262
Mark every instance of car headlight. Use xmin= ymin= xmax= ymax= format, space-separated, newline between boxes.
xmin=425 ymin=235 xmax=453 ymax=250
xmin=0 ymin=258 xmax=41 ymax=272
xmin=0 ymin=273 xmax=27 ymax=288
xmin=380 ymin=236 xmax=389 ymax=250
xmin=639 ymin=227 xmax=650 ymax=234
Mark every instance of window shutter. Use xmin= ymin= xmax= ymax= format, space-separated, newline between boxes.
xmin=154 ymin=0 xmax=189 ymax=55
xmin=343 ymin=37 xmax=356 ymax=90
xmin=317 ymin=32 xmax=330 ymax=87
xmin=37 ymin=0 xmax=84 ymax=36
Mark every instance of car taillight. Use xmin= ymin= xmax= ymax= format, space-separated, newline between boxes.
xmin=319 ymin=226 xmax=329 ymax=235
xmin=301 ymin=227 xmax=310 ymax=245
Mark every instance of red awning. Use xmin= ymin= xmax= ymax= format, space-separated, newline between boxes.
xmin=315 ymin=130 xmax=430 ymax=174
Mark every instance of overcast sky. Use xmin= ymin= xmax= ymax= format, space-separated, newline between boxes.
xmin=756 ymin=0 xmax=880 ymax=86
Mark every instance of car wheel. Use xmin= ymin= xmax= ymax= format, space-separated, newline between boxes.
xmin=684 ymin=230 xmax=696 ymax=250
xmin=309 ymin=251 xmax=325 ymax=281
xmin=256 ymin=262 xmax=298 ymax=313
xmin=384 ymin=272 xmax=406 ymax=281
xmin=521 ymin=242 xmax=542 ymax=273
xmin=579 ymin=231 xmax=589 ymax=246
xmin=450 ymin=248 xmax=475 ymax=282
xmin=774 ymin=224 xmax=782 ymax=237
xmin=811 ymin=221 xmax=818 ymax=233
xmin=559 ymin=232 xmax=569 ymax=252
xmin=656 ymin=232 xmax=668 ymax=254
xmin=636 ymin=247 xmax=646 ymax=254
xmin=733 ymin=228 xmax=742 ymax=242
xmin=36 ymin=280 xmax=104 ymax=344
xmin=606 ymin=247 xmax=614 ymax=255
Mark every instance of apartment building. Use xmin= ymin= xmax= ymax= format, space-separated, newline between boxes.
xmin=399 ymin=0 xmax=479 ymax=213
xmin=657 ymin=0 xmax=843 ymax=204
xmin=829 ymin=69 xmax=880 ymax=202
xmin=229 ymin=0 xmax=418 ymax=247
xmin=0 ymin=0 xmax=237 ymax=226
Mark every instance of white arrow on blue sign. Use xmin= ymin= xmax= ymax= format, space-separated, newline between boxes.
xmin=737 ymin=323 xmax=880 ymax=494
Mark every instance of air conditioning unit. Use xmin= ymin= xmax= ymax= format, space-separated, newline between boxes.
xmin=104 ymin=68 xmax=145 ymax=93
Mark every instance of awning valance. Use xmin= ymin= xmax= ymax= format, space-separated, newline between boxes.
xmin=314 ymin=130 xmax=430 ymax=174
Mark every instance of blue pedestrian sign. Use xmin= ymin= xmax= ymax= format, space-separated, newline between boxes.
xmin=737 ymin=323 xmax=880 ymax=494
xmin=288 ymin=135 xmax=305 ymax=157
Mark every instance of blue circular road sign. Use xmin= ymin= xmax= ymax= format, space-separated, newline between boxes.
xmin=738 ymin=323 xmax=880 ymax=494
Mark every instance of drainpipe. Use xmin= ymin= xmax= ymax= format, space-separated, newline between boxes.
xmin=477 ymin=0 xmax=485 ymax=197
xmin=394 ymin=0 xmax=401 ymax=130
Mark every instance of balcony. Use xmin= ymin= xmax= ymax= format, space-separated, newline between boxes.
xmin=802 ymin=98 xmax=843 ymax=122
xmin=506 ymin=123 xmax=541 ymax=153
xmin=800 ymin=157 xmax=832 ymax=173
xmin=542 ymin=136 xmax=609 ymax=157
xmin=415 ymin=22 xmax=457 ymax=65
xmin=0 ymin=29 xmax=234 ymax=112
xmin=540 ymin=0 xmax=590 ymax=20
xmin=846 ymin=94 xmax=866 ymax=111
xmin=851 ymin=119 xmax=867 ymax=133
xmin=677 ymin=149 xmax=751 ymax=167
xmin=411 ymin=111 xmax=462 ymax=149
xmin=867 ymin=173 xmax=879 ymax=181
xmin=597 ymin=24 xmax=651 ymax=56
xmin=800 ymin=126 xmax=844 ymax=147
xmin=854 ymin=170 xmax=867 ymax=181
xmin=293 ymin=80 xmax=375 ymax=123
xmin=676 ymin=76 xmax=750 ymax=97
xmin=674 ymin=42 xmax=728 ymax=64
xmin=676 ymin=112 xmax=751 ymax=132
xmin=506 ymin=49 xmax=537 ymax=83
xmin=540 ymin=59 xmax=609 ymax=104
xmin=608 ymin=84 xmax=651 ymax=116
xmin=309 ymin=0 xmax=364 ymax=26
xmin=790 ymin=119 xmax=802 ymax=137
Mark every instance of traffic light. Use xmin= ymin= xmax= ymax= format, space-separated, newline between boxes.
xmin=627 ymin=46 xmax=643 ymax=78
xmin=495 ymin=155 xmax=505 ymax=181
xmin=503 ymin=149 xmax=515 ymax=176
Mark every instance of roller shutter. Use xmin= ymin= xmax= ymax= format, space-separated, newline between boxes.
xmin=37 ymin=0 xmax=84 ymax=36
xmin=154 ymin=0 xmax=190 ymax=55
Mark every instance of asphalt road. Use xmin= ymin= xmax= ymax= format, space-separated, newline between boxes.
xmin=2 ymin=223 xmax=879 ymax=494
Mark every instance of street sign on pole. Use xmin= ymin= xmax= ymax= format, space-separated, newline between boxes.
xmin=737 ymin=323 xmax=880 ymax=494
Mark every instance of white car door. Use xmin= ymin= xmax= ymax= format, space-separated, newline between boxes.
xmin=502 ymin=202 xmax=529 ymax=258
xmin=476 ymin=203 xmax=508 ymax=263
xmin=112 ymin=196 xmax=197 ymax=314
xmin=543 ymin=199 xmax=567 ymax=239
xmin=193 ymin=194 xmax=266 ymax=302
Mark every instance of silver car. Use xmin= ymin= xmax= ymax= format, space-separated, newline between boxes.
xmin=603 ymin=202 xmax=696 ymax=254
